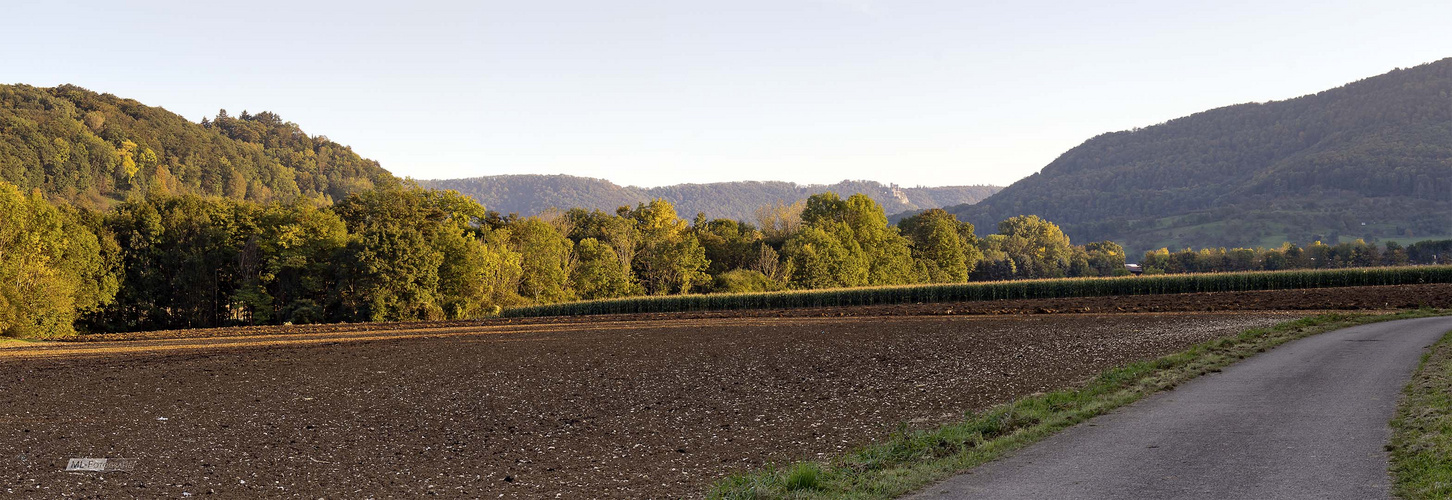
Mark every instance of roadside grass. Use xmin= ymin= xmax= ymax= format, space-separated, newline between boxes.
xmin=1389 ymin=327 xmax=1452 ymax=499
xmin=709 ymin=309 xmax=1450 ymax=500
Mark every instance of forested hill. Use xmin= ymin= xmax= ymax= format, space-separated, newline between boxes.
xmin=419 ymin=174 xmax=1000 ymax=221
xmin=0 ymin=84 xmax=396 ymax=207
xmin=946 ymin=57 xmax=1452 ymax=255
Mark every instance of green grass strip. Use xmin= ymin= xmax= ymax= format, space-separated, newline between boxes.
xmin=503 ymin=265 xmax=1452 ymax=318
xmin=1389 ymin=326 xmax=1452 ymax=498
xmin=0 ymin=337 xmax=46 ymax=346
xmin=708 ymin=309 xmax=1450 ymax=500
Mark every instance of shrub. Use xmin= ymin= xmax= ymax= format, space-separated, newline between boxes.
xmin=711 ymin=269 xmax=786 ymax=294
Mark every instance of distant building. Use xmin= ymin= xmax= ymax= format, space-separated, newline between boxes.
xmin=1125 ymin=264 xmax=1144 ymax=275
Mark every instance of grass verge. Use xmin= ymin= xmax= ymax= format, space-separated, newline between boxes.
xmin=1389 ymin=327 xmax=1452 ymax=498
xmin=709 ymin=309 xmax=1449 ymax=500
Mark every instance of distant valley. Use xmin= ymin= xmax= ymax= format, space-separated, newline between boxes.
xmin=419 ymin=175 xmax=1001 ymax=222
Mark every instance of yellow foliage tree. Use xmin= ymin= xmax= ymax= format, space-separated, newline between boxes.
xmin=0 ymin=183 xmax=115 ymax=338
xmin=117 ymin=140 xmax=140 ymax=181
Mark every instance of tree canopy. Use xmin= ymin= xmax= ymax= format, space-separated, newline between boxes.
xmin=0 ymin=84 xmax=395 ymax=209
xmin=0 ymin=183 xmax=116 ymax=337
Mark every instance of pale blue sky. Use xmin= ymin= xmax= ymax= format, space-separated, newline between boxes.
xmin=4 ymin=0 xmax=1451 ymax=187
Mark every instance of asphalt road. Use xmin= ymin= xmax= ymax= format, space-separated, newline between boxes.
xmin=909 ymin=316 xmax=1452 ymax=500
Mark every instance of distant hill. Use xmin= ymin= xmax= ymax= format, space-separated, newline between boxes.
xmin=419 ymin=175 xmax=1001 ymax=222
xmin=0 ymin=84 xmax=396 ymax=207
xmin=946 ymin=58 xmax=1452 ymax=255
xmin=0 ymin=83 xmax=996 ymax=218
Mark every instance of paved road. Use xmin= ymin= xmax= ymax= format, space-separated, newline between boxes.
xmin=910 ymin=316 xmax=1452 ymax=500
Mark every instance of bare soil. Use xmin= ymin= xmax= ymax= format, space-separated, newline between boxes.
xmin=62 ymin=282 xmax=1450 ymax=343
xmin=1 ymin=312 xmax=1301 ymax=498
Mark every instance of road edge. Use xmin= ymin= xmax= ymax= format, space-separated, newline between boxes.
xmin=1389 ymin=326 xmax=1452 ymax=499
xmin=706 ymin=309 xmax=1450 ymax=500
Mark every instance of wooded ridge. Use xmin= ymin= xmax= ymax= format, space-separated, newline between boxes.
xmin=0 ymin=84 xmax=395 ymax=208
xmin=947 ymin=57 xmax=1452 ymax=255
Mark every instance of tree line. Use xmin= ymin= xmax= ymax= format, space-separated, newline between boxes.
xmin=1140 ymin=239 xmax=1452 ymax=274
xmin=11 ymin=178 xmax=1450 ymax=339
xmin=1 ymin=183 xmax=1127 ymax=338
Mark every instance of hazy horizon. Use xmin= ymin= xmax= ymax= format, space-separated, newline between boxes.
xmin=6 ymin=1 xmax=1452 ymax=188
xmin=417 ymin=172 xmax=1003 ymax=189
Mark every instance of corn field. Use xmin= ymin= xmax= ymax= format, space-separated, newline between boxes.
xmin=500 ymin=265 xmax=1452 ymax=318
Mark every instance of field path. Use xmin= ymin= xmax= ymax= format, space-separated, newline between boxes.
xmin=911 ymin=315 xmax=1452 ymax=500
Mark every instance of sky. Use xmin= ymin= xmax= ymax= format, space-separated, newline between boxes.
xmin=4 ymin=1 xmax=1452 ymax=188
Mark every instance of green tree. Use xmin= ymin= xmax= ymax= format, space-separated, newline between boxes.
xmin=624 ymin=199 xmax=711 ymax=294
xmin=1261 ymin=247 xmax=1289 ymax=270
xmin=782 ymin=223 xmax=866 ymax=289
xmin=695 ymin=218 xmax=762 ymax=275
xmin=341 ymin=222 xmax=443 ymax=321
xmin=510 ymin=217 xmax=575 ymax=303
xmin=755 ymin=200 xmax=804 ymax=246
xmin=331 ymin=186 xmax=499 ymax=321
xmin=784 ymin=192 xmax=919 ymax=287
xmin=1082 ymin=241 xmax=1127 ymax=276
xmin=637 ymin=235 xmax=710 ymax=294
xmin=0 ymin=183 xmax=116 ymax=337
xmin=1141 ymin=247 xmax=1171 ymax=274
xmin=1067 ymin=246 xmax=1093 ymax=277
xmin=899 ymin=208 xmax=983 ymax=283
xmin=1305 ymin=241 xmax=1332 ymax=268
xmin=1384 ymin=241 xmax=1410 ymax=266
xmin=971 ymin=235 xmax=1018 ymax=281
xmin=247 ymin=202 xmax=348 ymax=324
xmin=843 ymin=194 xmax=919 ymax=285
xmin=992 ymin=215 xmax=1074 ymax=279
xmin=479 ymin=227 xmax=525 ymax=308
xmin=100 ymin=194 xmax=250 ymax=330
xmin=563 ymin=208 xmax=639 ymax=273
xmin=571 ymin=238 xmax=637 ymax=300
xmin=799 ymin=193 xmax=850 ymax=228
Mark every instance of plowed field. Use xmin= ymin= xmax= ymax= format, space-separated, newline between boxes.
xmin=1 ymin=312 xmax=1302 ymax=498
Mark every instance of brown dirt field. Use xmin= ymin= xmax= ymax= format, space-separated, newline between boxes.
xmin=61 ymin=282 xmax=1450 ymax=343
xmin=0 ymin=312 xmax=1302 ymax=498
